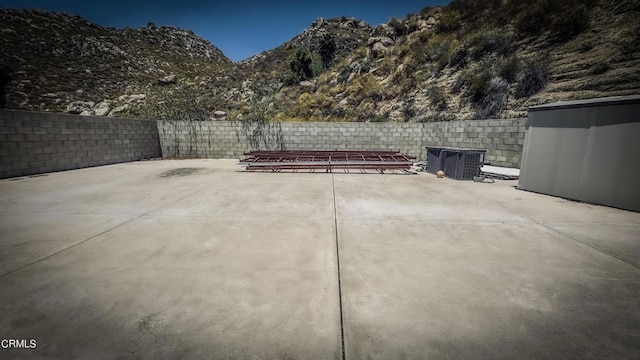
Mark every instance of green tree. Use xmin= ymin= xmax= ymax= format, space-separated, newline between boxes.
xmin=319 ymin=33 xmax=337 ymax=69
xmin=388 ymin=16 xmax=406 ymax=38
xmin=290 ymin=48 xmax=314 ymax=81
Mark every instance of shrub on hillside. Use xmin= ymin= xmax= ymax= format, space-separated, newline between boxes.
xmin=359 ymin=59 xmax=374 ymax=73
xmin=515 ymin=59 xmax=549 ymax=98
xmin=513 ymin=0 xmax=595 ymax=41
xmin=475 ymin=77 xmax=509 ymax=119
xmin=282 ymin=71 xmax=300 ymax=86
xmin=348 ymin=74 xmax=383 ymax=103
xmin=578 ymin=41 xmax=594 ymax=53
xmin=416 ymin=112 xmax=456 ymax=122
xmin=319 ymin=33 xmax=337 ymax=69
xmin=355 ymin=100 xmax=376 ymax=122
xmin=337 ymin=65 xmax=351 ymax=84
xmin=549 ymin=4 xmax=591 ymax=42
xmin=465 ymin=65 xmax=494 ymax=102
xmin=428 ymin=85 xmax=448 ymax=111
xmin=514 ymin=1 xmax=550 ymax=36
xmin=448 ymin=0 xmax=501 ymax=22
xmin=618 ymin=26 xmax=640 ymax=55
xmin=451 ymin=76 xmax=465 ymax=94
xmin=371 ymin=111 xmax=391 ymax=122
xmin=289 ymin=48 xmax=313 ymax=82
xmin=427 ymin=37 xmax=452 ymax=72
xmin=288 ymin=48 xmax=322 ymax=84
xmin=388 ymin=16 xmax=406 ymax=38
xmin=590 ymin=62 xmax=610 ymax=75
xmin=290 ymin=92 xmax=334 ymax=121
xmin=142 ymin=85 xmax=209 ymax=122
xmin=436 ymin=10 xmax=461 ymax=33
xmin=448 ymin=45 xmax=467 ymax=69
xmin=402 ymin=97 xmax=417 ymax=120
xmin=468 ymin=30 xmax=512 ymax=60
xmin=498 ymin=55 xmax=520 ymax=83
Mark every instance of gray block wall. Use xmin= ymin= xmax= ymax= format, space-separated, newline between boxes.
xmin=0 ymin=109 xmax=160 ymax=179
xmin=0 ymin=110 xmax=525 ymax=179
xmin=423 ymin=118 xmax=526 ymax=167
xmin=157 ymin=118 xmax=526 ymax=168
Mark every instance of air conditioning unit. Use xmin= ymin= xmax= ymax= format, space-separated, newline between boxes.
xmin=426 ymin=147 xmax=446 ymax=174
xmin=426 ymin=147 xmax=486 ymax=180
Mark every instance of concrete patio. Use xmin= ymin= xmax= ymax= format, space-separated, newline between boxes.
xmin=0 ymin=159 xmax=638 ymax=359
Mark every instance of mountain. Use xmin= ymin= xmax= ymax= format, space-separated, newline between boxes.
xmin=1 ymin=0 xmax=639 ymax=121
xmin=266 ymin=0 xmax=640 ymax=121
xmin=0 ymin=7 xmax=231 ymax=115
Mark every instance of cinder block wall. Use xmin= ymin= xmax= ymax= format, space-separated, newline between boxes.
xmin=0 ymin=109 xmax=160 ymax=179
xmin=158 ymin=118 xmax=526 ymax=168
xmin=0 ymin=110 xmax=525 ymax=179
xmin=423 ymin=118 xmax=526 ymax=167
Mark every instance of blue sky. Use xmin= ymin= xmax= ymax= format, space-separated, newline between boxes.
xmin=1 ymin=0 xmax=450 ymax=62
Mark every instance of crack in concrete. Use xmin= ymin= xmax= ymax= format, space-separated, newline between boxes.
xmin=535 ymin=221 xmax=640 ymax=270
xmin=331 ymin=173 xmax=347 ymax=360
xmin=0 ymin=172 xmax=240 ymax=279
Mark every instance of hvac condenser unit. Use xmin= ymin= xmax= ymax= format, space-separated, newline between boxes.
xmin=426 ymin=147 xmax=446 ymax=174
xmin=426 ymin=147 xmax=486 ymax=180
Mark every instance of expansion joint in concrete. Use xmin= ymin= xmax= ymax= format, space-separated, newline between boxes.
xmin=0 ymin=214 xmax=145 ymax=280
xmin=536 ymin=221 xmax=640 ymax=270
xmin=331 ymin=173 xmax=347 ymax=360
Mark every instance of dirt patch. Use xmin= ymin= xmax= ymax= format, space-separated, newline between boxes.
xmin=159 ymin=167 xmax=206 ymax=178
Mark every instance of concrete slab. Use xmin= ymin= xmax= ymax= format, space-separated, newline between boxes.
xmin=0 ymin=160 xmax=341 ymax=359
xmin=0 ymin=212 xmax=133 ymax=275
xmin=0 ymin=160 xmax=638 ymax=359
xmin=333 ymin=172 xmax=640 ymax=359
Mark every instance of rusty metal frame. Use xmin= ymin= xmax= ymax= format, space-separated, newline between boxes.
xmin=239 ymin=150 xmax=416 ymax=173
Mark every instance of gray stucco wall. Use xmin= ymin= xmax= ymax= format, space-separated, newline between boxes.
xmin=157 ymin=118 xmax=526 ymax=167
xmin=0 ymin=109 xmax=160 ymax=179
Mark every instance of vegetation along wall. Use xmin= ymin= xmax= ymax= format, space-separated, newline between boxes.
xmin=0 ymin=109 xmax=160 ymax=179
xmin=157 ymin=118 xmax=526 ymax=168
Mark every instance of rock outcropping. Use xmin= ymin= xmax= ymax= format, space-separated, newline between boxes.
xmin=1 ymin=1 xmax=639 ymax=122
xmin=0 ymin=8 xmax=230 ymax=114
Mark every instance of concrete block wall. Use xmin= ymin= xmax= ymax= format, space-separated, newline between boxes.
xmin=279 ymin=122 xmax=426 ymax=158
xmin=0 ymin=109 xmax=160 ymax=179
xmin=158 ymin=118 xmax=526 ymax=168
xmin=157 ymin=121 xmax=426 ymax=160
xmin=423 ymin=118 xmax=526 ymax=167
xmin=157 ymin=120 xmax=249 ymax=160
xmin=0 ymin=110 xmax=525 ymax=179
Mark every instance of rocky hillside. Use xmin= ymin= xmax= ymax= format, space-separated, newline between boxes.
xmin=155 ymin=16 xmax=373 ymax=121
xmin=0 ymin=8 xmax=231 ymax=116
xmin=266 ymin=0 xmax=640 ymax=121
xmin=1 ymin=0 xmax=639 ymax=122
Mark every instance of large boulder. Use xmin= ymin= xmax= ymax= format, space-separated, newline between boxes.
xmin=426 ymin=16 xmax=437 ymax=28
xmin=158 ymin=74 xmax=177 ymax=85
xmin=126 ymin=94 xmax=146 ymax=103
xmin=372 ymin=23 xmax=395 ymax=38
xmin=93 ymin=101 xmax=111 ymax=116
xmin=109 ymin=104 xmax=130 ymax=116
xmin=299 ymin=80 xmax=317 ymax=92
xmin=311 ymin=17 xmax=324 ymax=29
xmin=367 ymin=36 xmax=395 ymax=58
xmin=212 ymin=110 xmax=227 ymax=119
xmin=367 ymin=36 xmax=394 ymax=47
xmin=66 ymin=101 xmax=94 ymax=114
